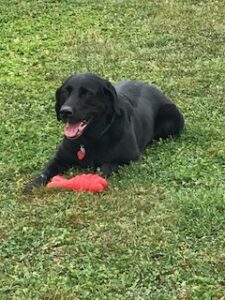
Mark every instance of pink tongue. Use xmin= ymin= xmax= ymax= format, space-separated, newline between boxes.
xmin=64 ymin=122 xmax=87 ymax=138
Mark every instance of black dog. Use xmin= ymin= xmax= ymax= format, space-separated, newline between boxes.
xmin=24 ymin=73 xmax=184 ymax=192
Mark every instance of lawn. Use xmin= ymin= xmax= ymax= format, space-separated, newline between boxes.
xmin=1 ymin=0 xmax=225 ymax=299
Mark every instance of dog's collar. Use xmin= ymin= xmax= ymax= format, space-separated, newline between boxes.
xmin=99 ymin=114 xmax=115 ymax=137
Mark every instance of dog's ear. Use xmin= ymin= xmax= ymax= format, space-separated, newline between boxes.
xmin=55 ymin=86 xmax=62 ymax=121
xmin=103 ymin=79 xmax=122 ymax=116
xmin=55 ymin=75 xmax=74 ymax=121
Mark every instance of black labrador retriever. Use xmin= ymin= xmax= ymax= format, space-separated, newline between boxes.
xmin=24 ymin=73 xmax=184 ymax=192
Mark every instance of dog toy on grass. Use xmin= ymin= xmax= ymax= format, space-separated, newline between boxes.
xmin=47 ymin=174 xmax=108 ymax=193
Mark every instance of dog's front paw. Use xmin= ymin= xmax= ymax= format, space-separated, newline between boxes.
xmin=23 ymin=174 xmax=48 ymax=194
xmin=99 ymin=163 xmax=118 ymax=178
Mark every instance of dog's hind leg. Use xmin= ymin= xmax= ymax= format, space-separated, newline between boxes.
xmin=154 ymin=103 xmax=184 ymax=140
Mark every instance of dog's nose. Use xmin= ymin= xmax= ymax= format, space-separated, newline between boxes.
xmin=59 ymin=106 xmax=73 ymax=118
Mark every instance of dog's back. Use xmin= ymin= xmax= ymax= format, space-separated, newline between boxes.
xmin=115 ymin=80 xmax=184 ymax=148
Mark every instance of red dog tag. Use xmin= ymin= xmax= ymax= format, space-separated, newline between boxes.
xmin=77 ymin=145 xmax=86 ymax=160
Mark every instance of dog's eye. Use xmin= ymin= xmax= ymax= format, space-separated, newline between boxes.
xmin=61 ymin=90 xmax=68 ymax=98
xmin=66 ymin=86 xmax=73 ymax=93
xmin=61 ymin=86 xmax=72 ymax=98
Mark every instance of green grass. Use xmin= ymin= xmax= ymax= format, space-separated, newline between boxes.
xmin=1 ymin=0 xmax=225 ymax=299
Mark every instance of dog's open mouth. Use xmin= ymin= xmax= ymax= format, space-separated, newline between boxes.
xmin=64 ymin=118 xmax=92 ymax=139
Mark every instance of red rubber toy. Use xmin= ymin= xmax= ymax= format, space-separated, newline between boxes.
xmin=47 ymin=174 xmax=108 ymax=193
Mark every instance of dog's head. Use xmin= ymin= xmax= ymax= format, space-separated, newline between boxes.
xmin=55 ymin=73 xmax=121 ymax=139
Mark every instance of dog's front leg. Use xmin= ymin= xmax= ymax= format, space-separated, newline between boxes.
xmin=99 ymin=162 xmax=119 ymax=177
xmin=23 ymin=156 xmax=71 ymax=193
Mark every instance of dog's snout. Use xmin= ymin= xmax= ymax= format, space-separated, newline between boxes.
xmin=60 ymin=106 xmax=73 ymax=118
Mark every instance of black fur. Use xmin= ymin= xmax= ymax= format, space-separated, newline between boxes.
xmin=24 ymin=73 xmax=184 ymax=192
